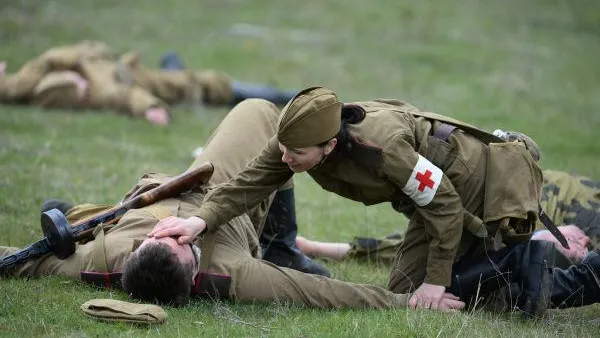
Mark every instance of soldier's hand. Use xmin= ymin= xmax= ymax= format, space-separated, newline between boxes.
xmin=147 ymin=216 xmax=207 ymax=244
xmin=408 ymin=282 xmax=447 ymax=310
xmin=144 ymin=107 xmax=170 ymax=126
xmin=438 ymin=292 xmax=465 ymax=311
xmin=532 ymin=226 xmax=590 ymax=262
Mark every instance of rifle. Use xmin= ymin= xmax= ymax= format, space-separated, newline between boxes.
xmin=0 ymin=162 xmax=214 ymax=271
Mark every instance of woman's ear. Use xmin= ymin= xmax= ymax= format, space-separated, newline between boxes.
xmin=324 ymin=138 xmax=337 ymax=155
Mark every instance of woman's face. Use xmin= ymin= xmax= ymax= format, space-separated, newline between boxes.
xmin=278 ymin=139 xmax=336 ymax=173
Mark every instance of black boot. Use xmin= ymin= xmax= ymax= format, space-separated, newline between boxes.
xmin=448 ymin=240 xmax=555 ymax=319
xmin=260 ymin=189 xmax=331 ymax=277
xmin=230 ymin=81 xmax=297 ymax=106
xmin=550 ymin=250 xmax=600 ymax=308
xmin=159 ymin=52 xmax=297 ymax=105
xmin=41 ymin=199 xmax=73 ymax=215
xmin=160 ymin=52 xmax=186 ymax=71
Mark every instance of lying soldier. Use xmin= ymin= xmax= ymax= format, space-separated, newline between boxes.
xmin=0 ymin=41 xmax=296 ymax=125
xmin=0 ymin=98 xmax=464 ymax=311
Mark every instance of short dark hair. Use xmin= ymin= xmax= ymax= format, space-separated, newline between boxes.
xmin=121 ymin=242 xmax=193 ymax=306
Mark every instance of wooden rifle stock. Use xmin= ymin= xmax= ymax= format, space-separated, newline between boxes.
xmin=71 ymin=161 xmax=214 ymax=241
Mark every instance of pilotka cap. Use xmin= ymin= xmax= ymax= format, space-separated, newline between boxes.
xmin=277 ymin=86 xmax=342 ymax=148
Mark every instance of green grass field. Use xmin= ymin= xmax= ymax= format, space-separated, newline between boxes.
xmin=1 ymin=0 xmax=600 ymax=336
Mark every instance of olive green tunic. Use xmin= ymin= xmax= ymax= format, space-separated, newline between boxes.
xmin=194 ymin=99 xmax=541 ymax=291
xmin=0 ymin=99 xmax=409 ymax=309
xmin=0 ymin=41 xmax=233 ymax=118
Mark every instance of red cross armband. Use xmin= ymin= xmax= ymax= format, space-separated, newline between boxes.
xmin=401 ymin=154 xmax=443 ymax=206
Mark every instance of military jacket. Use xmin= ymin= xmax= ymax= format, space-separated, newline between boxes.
xmin=195 ymin=101 xmax=450 ymax=284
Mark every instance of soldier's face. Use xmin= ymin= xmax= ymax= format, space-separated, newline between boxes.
xmin=279 ymin=139 xmax=337 ymax=173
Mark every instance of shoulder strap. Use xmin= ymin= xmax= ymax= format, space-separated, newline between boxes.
xmin=409 ymin=111 xmax=504 ymax=145
xmin=191 ymin=270 xmax=232 ymax=298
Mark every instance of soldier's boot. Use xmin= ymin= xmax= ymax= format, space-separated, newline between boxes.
xmin=501 ymin=250 xmax=600 ymax=310
xmin=160 ymin=52 xmax=186 ymax=71
xmin=229 ymin=81 xmax=297 ymax=106
xmin=260 ymin=189 xmax=331 ymax=277
xmin=160 ymin=52 xmax=297 ymax=105
xmin=41 ymin=199 xmax=73 ymax=215
xmin=448 ymin=240 xmax=555 ymax=319
xmin=550 ymin=250 xmax=600 ymax=308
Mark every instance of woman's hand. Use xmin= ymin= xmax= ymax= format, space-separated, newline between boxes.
xmin=408 ymin=282 xmax=447 ymax=310
xmin=147 ymin=216 xmax=207 ymax=244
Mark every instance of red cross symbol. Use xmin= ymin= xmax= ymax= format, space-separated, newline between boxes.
xmin=415 ymin=169 xmax=435 ymax=192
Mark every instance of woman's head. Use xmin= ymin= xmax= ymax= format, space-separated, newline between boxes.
xmin=276 ymin=87 xmax=342 ymax=172
xmin=277 ymin=87 xmax=342 ymax=148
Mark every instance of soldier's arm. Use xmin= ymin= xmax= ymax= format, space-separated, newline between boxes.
xmin=383 ymin=132 xmax=463 ymax=287
xmin=196 ymin=137 xmax=294 ymax=233
xmin=39 ymin=41 xmax=113 ymax=69
xmin=231 ymin=255 xmax=465 ymax=310
xmin=108 ymin=83 xmax=170 ymax=125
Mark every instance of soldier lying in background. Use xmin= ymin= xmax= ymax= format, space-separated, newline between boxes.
xmin=296 ymin=169 xmax=600 ymax=310
xmin=0 ymin=41 xmax=296 ymax=125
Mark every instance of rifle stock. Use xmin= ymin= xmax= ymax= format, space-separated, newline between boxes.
xmin=71 ymin=162 xmax=214 ymax=241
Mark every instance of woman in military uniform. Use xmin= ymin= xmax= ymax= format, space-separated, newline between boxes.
xmin=147 ymin=86 xmax=559 ymax=318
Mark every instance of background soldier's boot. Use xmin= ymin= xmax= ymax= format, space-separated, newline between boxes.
xmin=448 ymin=240 xmax=555 ymax=319
xmin=160 ymin=52 xmax=186 ymax=71
xmin=41 ymin=199 xmax=73 ymax=215
xmin=550 ymin=250 xmax=600 ymax=308
xmin=229 ymin=81 xmax=297 ymax=106
xmin=160 ymin=52 xmax=297 ymax=105
xmin=260 ymin=189 xmax=331 ymax=277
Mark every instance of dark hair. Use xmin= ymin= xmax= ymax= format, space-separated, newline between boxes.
xmin=121 ymin=243 xmax=193 ymax=307
xmin=332 ymin=104 xmax=366 ymax=151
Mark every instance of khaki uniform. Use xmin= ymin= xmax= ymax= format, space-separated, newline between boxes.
xmin=0 ymin=99 xmax=409 ymax=309
xmin=0 ymin=41 xmax=233 ymax=118
xmin=195 ymin=99 xmax=542 ymax=292
xmin=347 ymin=170 xmax=600 ymax=262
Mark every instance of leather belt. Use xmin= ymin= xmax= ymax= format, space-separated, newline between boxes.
xmin=432 ymin=122 xmax=457 ymax=142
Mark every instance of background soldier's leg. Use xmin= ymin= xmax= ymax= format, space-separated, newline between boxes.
xmin=346 ymin=233 xmax=404 ymax=263
xmin=260 ymin=188 xmax=330 ymax=277
xmin=160 ymin=52 xmax=297 ymax=106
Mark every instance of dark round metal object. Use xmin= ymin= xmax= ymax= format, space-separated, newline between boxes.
xmin=40 ymin=208 xmax=75 ymax=259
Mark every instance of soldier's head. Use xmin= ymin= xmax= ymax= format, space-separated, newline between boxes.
xmin=121 ymin=235 xmax=201 ymax=306
xmin=277 ymin=87 xmax=341 ymax=172
xmin=32 ymin=71 xmax=88 ymax=109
